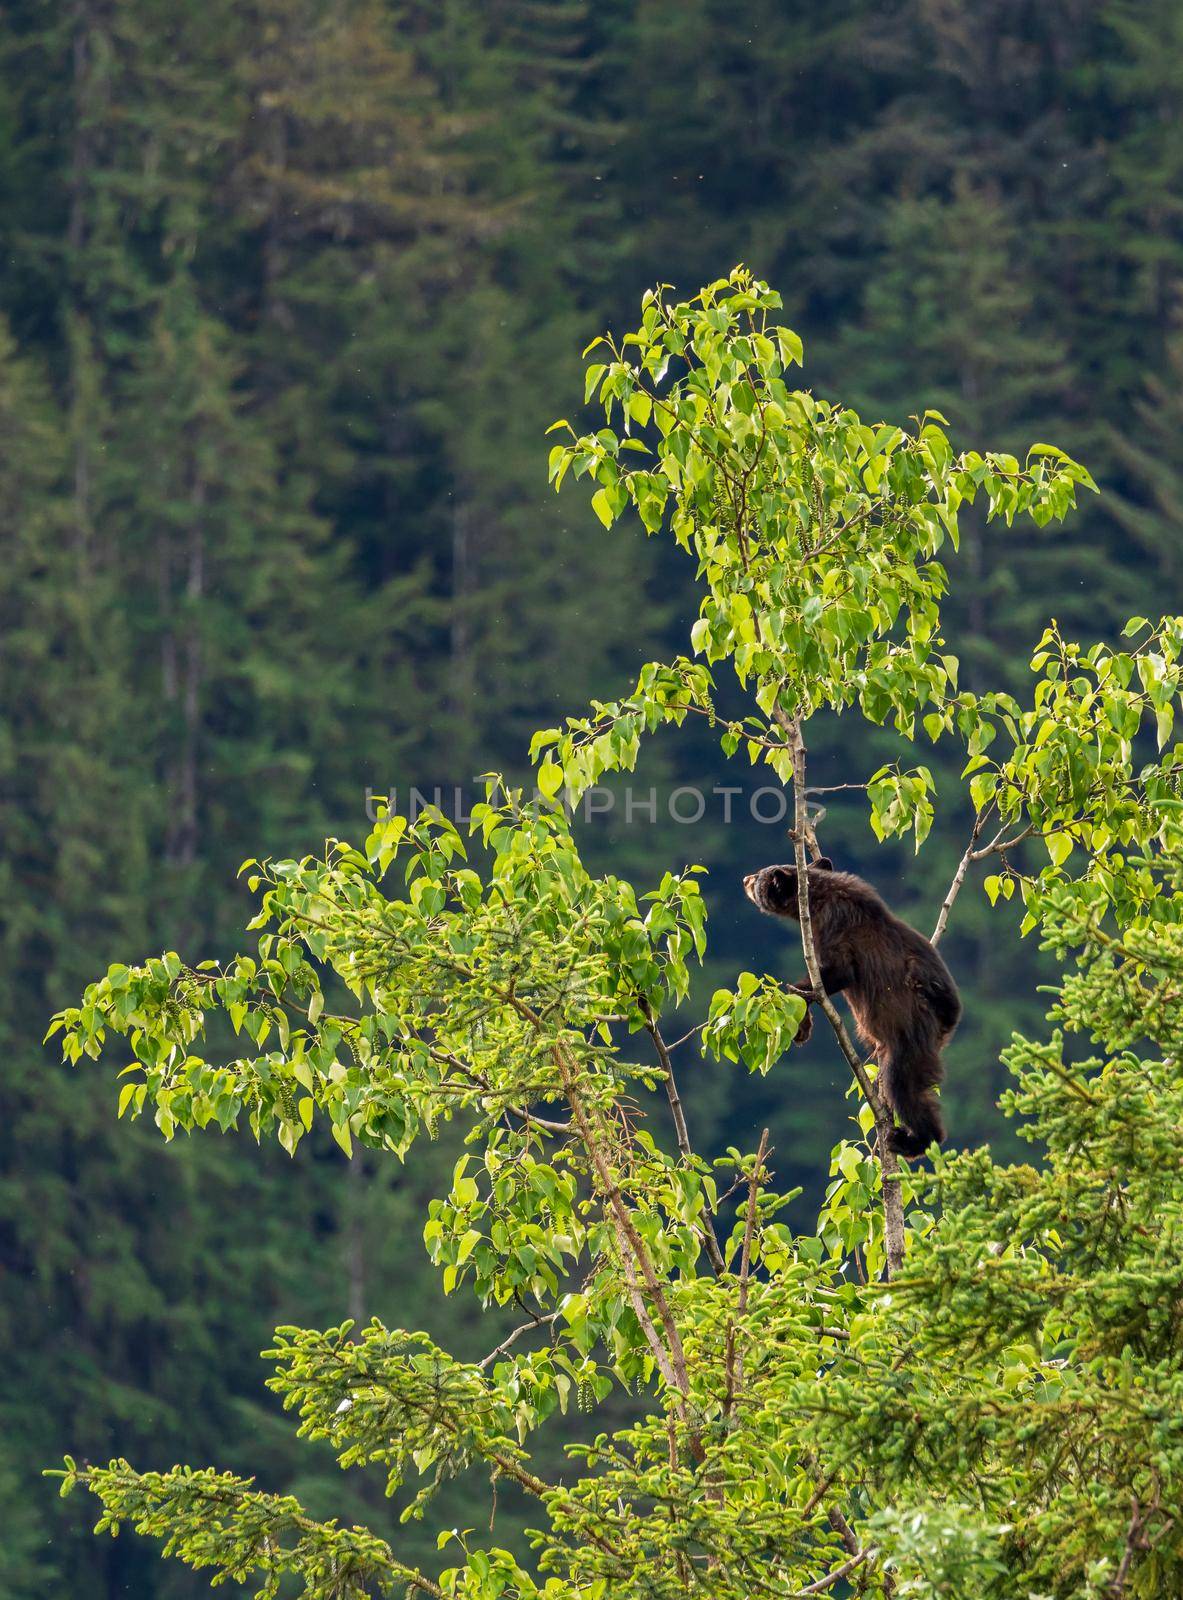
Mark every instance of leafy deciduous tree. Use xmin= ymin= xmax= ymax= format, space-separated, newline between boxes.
xmin=50 ymin=270 xmax=1183 ymax=1599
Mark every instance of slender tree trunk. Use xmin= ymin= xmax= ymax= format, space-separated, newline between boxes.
xmin=68 ymin=7 xmax=96 ymax=561
xmin=162 ymin=476 xmax=204 ymax=873
xmin=176 ymin=486 xmax=205 ymax=869
xmin=450 ymin=496 xmax=474 ymax=745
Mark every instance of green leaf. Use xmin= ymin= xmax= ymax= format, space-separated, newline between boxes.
xmin=1046 ymin=832 xmax=1074 ymax=868
xmin=775 ymin=325 xmax=804 ymax=367
xmin=627 ymin=391 xmax=652 ymax=429
xmin=591 ymin=488 xmax=615 ymax=528
xmin=537 ymin=760 xmax=564 ymax=800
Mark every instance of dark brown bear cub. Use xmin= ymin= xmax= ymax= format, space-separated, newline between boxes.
xmin=743 ymin=859 xmax=961 ymax=1158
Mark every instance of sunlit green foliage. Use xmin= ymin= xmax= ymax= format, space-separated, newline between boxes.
xmin=48 ymin=272 xmax=1183 ymax=1597
xmin=8 ymin=4 xmax=1183 ymax=1594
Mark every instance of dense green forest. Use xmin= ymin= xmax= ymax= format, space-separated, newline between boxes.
xmin=1 ymin=2 xmax=1181 ymax=1593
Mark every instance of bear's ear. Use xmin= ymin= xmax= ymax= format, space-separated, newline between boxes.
xmin=815 ymin=856 xmax=834 ymax=871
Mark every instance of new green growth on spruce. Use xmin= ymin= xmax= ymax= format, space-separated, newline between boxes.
xmin=51 ymin=270 xmax=1183 ymax=1597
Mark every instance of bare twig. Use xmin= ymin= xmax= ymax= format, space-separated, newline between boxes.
xmin=970 ymin=820 xmax=1038 ymax=860
xmin=477 ymin=1310 xmax=561 ymax=1372
xmin=931 ymin=811 xmax=987 ymax=946
xmin=1108 ymin=1497 xmax=1144 ymax=1597
xmin=642 ymin=1001 xmax=727 ymax=1277
xmin=791 ymin=1546 xmax=875 ymax=1595
xmin=665 ymin=1021 xmax=706 ymax=1050
xmin=1105 ymin=1485 xmax=1174 ymax=1598
xmin=932 ymin=804 xmax=1075 ymax=949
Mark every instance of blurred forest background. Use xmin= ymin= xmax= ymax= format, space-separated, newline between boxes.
xmin=1 ymin=1 xmax=1181 ymax=1593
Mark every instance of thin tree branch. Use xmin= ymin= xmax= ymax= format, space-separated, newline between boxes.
xmin=932 ymin=802 xmax=1084 ymax=951
xmin=424 ymin=1043 xmax=572 ymax=1134
xmin=496 ymin=983 xmax=698 ymax=1425
xmin=551 ymin=1042 xmax=703 ymax=1458
xmin=641 ymin=1000 xmax=727 ymax=1277
xmin=1108 ymin=1497 xmax=1144 ymax=1597
xmin=665 ymin=1021 xmax=705 ymax=1049
xmin=725 ymin=1128 xmax=770 ymax=1412
xmin=737 ymin=1130 xmax=768 ymax=1314
xmin=791 ymin=1546 xmax=874 ymax=1596
xmin=477 ymin=1311 xmax=561 ymax=1372
xmin=825 ymin=1502 xmax=863 ymax=1560
xmin=734 ymin=1135 xmax=767 ymax=1373
xmin=970 ymin=821 xmax=1038 ymax=859
xmin=931 ymin=811 xmax=987 ymax=946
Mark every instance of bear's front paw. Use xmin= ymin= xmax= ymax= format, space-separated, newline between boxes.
xmin=792 ymin=1008 xmax=813 ymax=1046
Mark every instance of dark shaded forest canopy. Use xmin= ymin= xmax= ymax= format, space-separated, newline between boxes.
xmin=2 ymin=2 xmax=1182 ymax=1593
